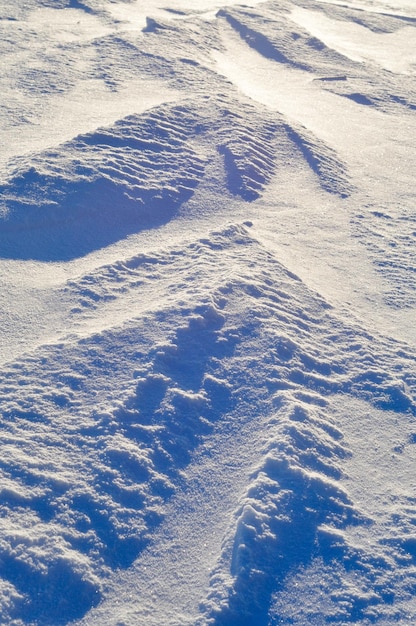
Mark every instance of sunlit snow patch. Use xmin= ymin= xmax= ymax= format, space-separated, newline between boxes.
xmin=291 ymin=6 xmax=416 ymax=74
xmin=107 ymin=0 xmax=268 ymax=31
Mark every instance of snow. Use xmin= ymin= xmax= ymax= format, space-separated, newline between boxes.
xmin=106 ymin=0 xmax=268 ymax=31
xmin=0 ymin=0 xmax=415 ymax=624
xmin=291 ymin=6 xmax=416 ymax=74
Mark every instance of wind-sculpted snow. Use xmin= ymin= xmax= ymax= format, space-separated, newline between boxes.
xmin=190 ymin=237 xmax=415 ymax=625
xmin=201 ymin=397 xmax=359 ymax=626
xmin=0 ymin=87 xmax=354 ymax=260
xmin=0 ymin=95 xmax=247 ymax=259
xmin=353 ymin=205 xmax=416 ymax=310
xmin=0 ymin=0 xmax=415 ymax=624
xmin=0 ymin=225 xmax=415 ymax=624
xmin=217 ymin=117 xmax=279 ymax=201
xmin=217 ymin=4 xmax=362 ymax=73
xmin=0 ymin=102 xmax=207 ymax=260
xmin=282 ymin=122 xmax=352 ymax=198
xmin=202 ymin=399 xmax=416 ymax=625
xmin=218 ymin=2 xmax=416 ymax=116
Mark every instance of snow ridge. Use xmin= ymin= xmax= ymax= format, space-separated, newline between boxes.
xmin=1 ymin=89 xmax=355 ymax=261
xmin=0 ymin=102 xmax=207 ymax=260
xmin=0 ymin=1 xmax=415 ymax=624
xmin=201 ymin=396 xmax=359 ymax=626
xmin=283 ymin=122 xmax=352 ymax=198
xmin=217 ymin=4 xmax=361 ymax=73
xmin=0 ymin=224 xmax=415 ymax=624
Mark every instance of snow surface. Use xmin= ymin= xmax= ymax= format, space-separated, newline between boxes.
xmin=0 ymin=0 xmax=415 ymax=624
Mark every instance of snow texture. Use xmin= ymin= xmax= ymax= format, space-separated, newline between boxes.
xmin=0 ymin=0 xmax=415 ymax=624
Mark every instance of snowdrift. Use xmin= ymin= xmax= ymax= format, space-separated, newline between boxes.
xmin=0 ymin=0 xmax=415 ymax=624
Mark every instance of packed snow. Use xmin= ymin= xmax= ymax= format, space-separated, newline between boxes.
xmin=0 ymin=0 xmax=415 ymax=624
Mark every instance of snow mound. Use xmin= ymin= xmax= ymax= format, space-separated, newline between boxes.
xmin=0 ymin=1 xmax=415 ymax=624
xmin=202 ymin=396 xmax=359 ymax=626
xmin=0 ymin=87 xmax=354 ymax=260
xmin=1 ymin=224 xmax=415 ymax=624
xmin=0 ymin=102 xmax=207 ymax=260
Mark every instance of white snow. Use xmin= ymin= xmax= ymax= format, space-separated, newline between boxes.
xmin=0 ymin=80 xmax=179 ymax=177
xmin=213 ymin=18 xmax=413 ymax=194
xmin=0 ymin=0 xmax=415 ymax=624
xmin=107 ymin=0 xmax=268 ymax=31
xmin=291 ymin=6 xmax=416 ymax=74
